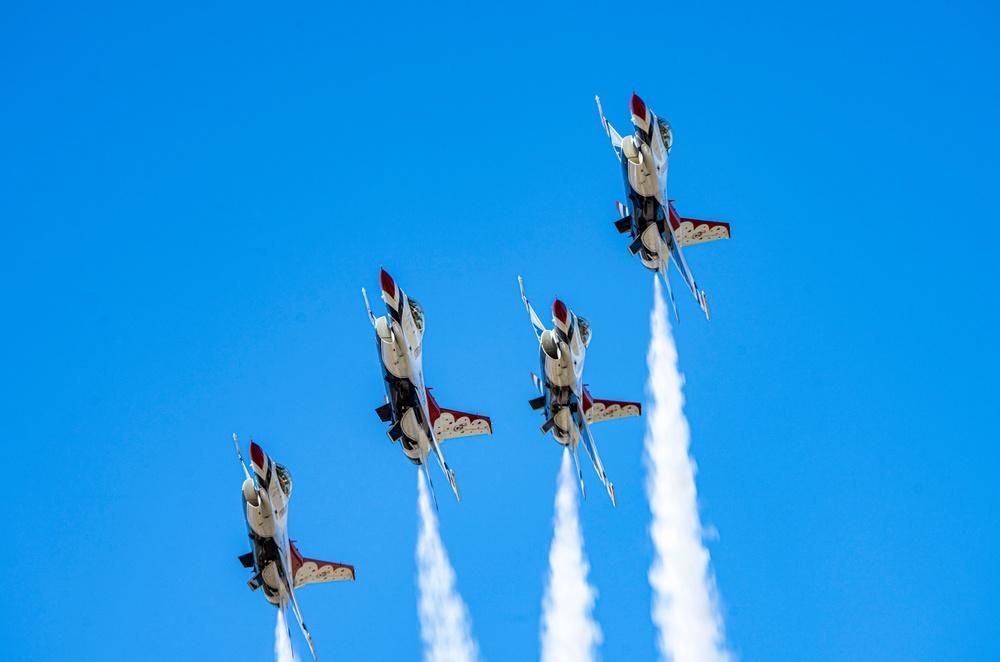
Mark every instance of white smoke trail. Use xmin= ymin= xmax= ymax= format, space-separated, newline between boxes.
xmin=416 ymin=470 xmax=480 ymax=662
xmin=540 ymin=448 xmax=602 ymax=662
xmin=645 ymin=276 xmax=730 ymax=662
xmin=274 ymin=609 xmax=294 ymax=662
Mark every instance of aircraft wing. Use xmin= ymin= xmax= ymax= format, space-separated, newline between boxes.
xmin=291 ymin=542 xmax=355 ymax=588
xmin=595 ymin=96 xmax=624 ymax=159
xmin=518 ymin=277 xmax=546 ymax=341
xmin=432 ymin=408 xmax=492 ymax=441
xmin=585 ymin=398 xmax=642 ymax=424
xmin=573 ymin=407 xmax=616 ymax=507
xmin=286 ymin=584 xmax=317 ymax=660
xmin=660 ymin=220 xmax=710 ymax=320
xmin=673 ymin=216 xmax=731 ymax=247
xmin=277 ymin=556 xmax=318 ymax=660
xmin=417 ymin=402 xmax=460 ymax=506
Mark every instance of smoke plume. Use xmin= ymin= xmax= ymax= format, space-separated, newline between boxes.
xmin=416 ymin=470 xmax=480 ymax=662
xmin=645 ymin=276 xmax=730 ymax=662
xmin=274 ymin=609 xmax=294 ymax=662
xmin=540 ymin=447 xmax=602 ymax=662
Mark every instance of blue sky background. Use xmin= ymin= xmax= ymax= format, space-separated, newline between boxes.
xmin=3 ymin=1 xmax=998 ymax=659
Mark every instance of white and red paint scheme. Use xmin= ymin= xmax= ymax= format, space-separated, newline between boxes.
xmin=363 ymin=268 xmax=492 ymax=507
xmin=518 ymin=278 xmax=641 ymax=507
xmin=235 ymin=436 xmax=354 ymax=660
xmin=597 ymin=93 xmax=731 ymax=321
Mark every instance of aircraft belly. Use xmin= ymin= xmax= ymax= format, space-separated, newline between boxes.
xmin=627 ymin=161 xmax=659 ymax=198
xmin=263 ymin=563 xmax=281 ymax=596
xmin=555 ymin=408 xmax=572 ymax=433
xmin=641 ymin=223 xmax=660 ymax=251
xmin=543 ymin=355 xmax=574 ymax=389
xmin=626 ymin=192 xmax=664 ymax=271
xmin=246 ymin=502 xmax=276 ymax=539
xmin=381 ymin=339 xmax=410 ymax=379
xmin=400 ymin=409 xmax=425 ymax=462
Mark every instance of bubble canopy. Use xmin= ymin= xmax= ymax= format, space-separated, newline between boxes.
xmin=275 ymin=464 xmax=292 ymax=497
xmin=577 ymin=315 xmax=592 ymax=347
xmin=409 ymin=297 xmax=425 ymax=334
xmin=657 ymin=117 xmax=673 ymax=152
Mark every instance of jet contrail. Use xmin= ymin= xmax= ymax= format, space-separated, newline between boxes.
xmin=540 ymin=447 xmax=602 ymax=662
xmin=645 ymin=276 xmax=730 ymax=662
xmin=416 ymin=470 xmax=480 ymax=662
xmin=274 ymin=609 xmax=294 ymax=662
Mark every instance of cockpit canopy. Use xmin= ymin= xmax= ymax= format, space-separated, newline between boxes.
xmin=408 ymin=297 xmax=425 ymax=335
xmin=275 ymin=464 xmax=293 ymax=497
xmin=577 ymin=315 xmax=592 ymax=347
xmin=657 ymin=118 xmax=673 ymax=153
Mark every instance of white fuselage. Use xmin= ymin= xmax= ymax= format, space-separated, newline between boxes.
xmin=541 ymin=317 xmax=588 ymax=446
xmin=376 ymin=289 xmax=434 ymax=463
xmin=243 ymin=458 xmax=291 ymax=606
xmin=624 ymin=107 xmax=673 ymax=273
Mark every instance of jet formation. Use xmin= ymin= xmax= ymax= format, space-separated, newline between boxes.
xmin=234 ymin=92 xmax=729 ymax=658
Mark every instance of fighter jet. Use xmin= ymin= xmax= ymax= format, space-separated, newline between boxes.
xmin=596 ymin=93 xmax=731 ymax=320
xmin=363 ymin=268 xmax=492 ymax=507
xmin=235 ymin=435 xmax=355 ymax=660
xmin=518 ymin=277 xmax=641 ymax=507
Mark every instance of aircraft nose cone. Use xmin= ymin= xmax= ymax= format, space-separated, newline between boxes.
xmin=380 ymin=268 xmax=397 ymax=300
xmin=630 ymin=93 xmax=647 ymax=120
xmin=552 ymin=298 xmax=569 ymax=326
xmin=249 ymin=441 xmax=265 ymax=469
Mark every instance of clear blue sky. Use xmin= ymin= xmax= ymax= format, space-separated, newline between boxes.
xmin=3 ymin=1 xmax=998 ymax=659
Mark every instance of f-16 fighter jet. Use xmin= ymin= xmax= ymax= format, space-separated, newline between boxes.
xmin=363 ymin=268 xmax=492 ymax=508
xmin=235 ymin=435 xmax=355 ymax=660
xmin=596 ymin=93 xmax=731 ymax=321
xmin=518 ymin=277 xmax=641 ymax=507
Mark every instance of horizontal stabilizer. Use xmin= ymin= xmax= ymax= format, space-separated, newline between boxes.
xmin=627 ymin=235 xmax=644 ymax=256
xmin=541 ymin=414 xmax=557 ymax=434
xmin=614 ymin=216 xmax=632 ymax=234
xmin=238 ymin=552 xmax=254 ymax=569
xmin=248 ymin=570 xmax=263 ymax=591
xmin=529 ymin=395 xmax=545 ymax=411
xmin=375 ymin=402 xmax=392 ymax=423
